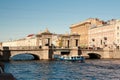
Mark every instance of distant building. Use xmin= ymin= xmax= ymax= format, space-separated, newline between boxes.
xmin=88 ymin=19 xmax=116 ymax=48
xmin=115 ymin=20 xmax=120 ymax=48
xmin=88 ymin=19 xmax=120 ymax=49
xmin=2 ymin=29 xmax=80 ymax=48
xmin=2 ymin=34 xmax=37 ymax=47
xmin=70 ymin=18 xmax=104 ymax=47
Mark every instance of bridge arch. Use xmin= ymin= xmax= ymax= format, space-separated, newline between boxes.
xmin=10 ymin=51 xmax=42 ymax=60
xmin=81 ymin=49 xmax=104 ymax=59
xmin=88 ymin=53 xmax=101 ymax=59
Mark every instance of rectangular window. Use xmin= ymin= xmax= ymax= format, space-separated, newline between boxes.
xmin=117 ymin=26 xmax=119 ymax=30
xmin=67 ymin=40 xmax=69 ymax=48
xmin=117 ymin=39 xmax=119 ymax=44
xmin=117 ymin=32 xmax=119 ymax=37
xmin=101 ymin=40 xmax=102 ymax=45
xmin=75 ymin=39 xmax=78 ymax=47
xmin=48 ymin=38 xmax=50 ymax=46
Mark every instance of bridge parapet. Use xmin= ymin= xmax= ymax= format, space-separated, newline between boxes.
xmin=80 ymin=48 xmax=120 ymax=59
xmin=81 ymin=49 xmax=103 ymax=51
xmin=2 ymin=46 xmax=42 ymax=51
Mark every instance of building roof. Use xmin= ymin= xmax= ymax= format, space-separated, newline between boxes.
xmin=70 ymin=21 xmax=90 ymax=29
xmin=70 ymin=18 xmax=105 ymax=29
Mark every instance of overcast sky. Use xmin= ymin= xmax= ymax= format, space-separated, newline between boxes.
xmin=0 ymin=0 xmax=120 ymax=42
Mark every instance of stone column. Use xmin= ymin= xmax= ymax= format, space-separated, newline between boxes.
xmin=70 ymin=47 xmax=78 ymax=56
xmin=2 ymin=47 xmax=11 ymax=61
xmin=41 ymin=46 xmax=49 ymax=59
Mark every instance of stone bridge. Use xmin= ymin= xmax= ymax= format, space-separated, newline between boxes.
xmin=0 ymin=46 xmax=80 ymax=61
xmin=10 ymin=49 xmax=48 ymax=60
xmin=81 ymin=47 xmax=120 ymax=59
xmin=81 ymin=49 xmax=104 ymax=59
xmin=52 ymin=47 xmax=119 ymax=59
xmin=1 ymin=46 xmax=120 ymax=61
xmin=0 ymin=46 xmax=52 ymax=61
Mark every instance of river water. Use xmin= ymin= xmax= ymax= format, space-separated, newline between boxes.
xmin=4 ymin=59 xmax=120 ymax=80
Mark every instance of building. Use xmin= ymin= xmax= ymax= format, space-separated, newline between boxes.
xmin=2 ymin=29 xmax=80 ymax=48
xmin=115 ymin=20 xmax=120 ymax=48
xmin=88 ymin=19 xmax=120 ymax=49
xmin=70 ymin=18 xmax=104 ymax=47
xmin=2 ymin=34 xmax=37 ymax=47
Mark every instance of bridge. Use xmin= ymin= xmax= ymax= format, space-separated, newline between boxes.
xmin=0 ymin=46 xmax=120 ymax=61
xmin=81 ymin=47 xmax=120 ymax=59
xmin=0 ymin=46 xmax=51 ymax=61
xmin=81 ymin=49 xmax=106 ymax=59
xmin=0 ymin=46 xmax=81 ymax=61
xmin=52 ymin=47 xmax=120 ymax=59
xmin=1 ymin=29 xmax=120 ymax=61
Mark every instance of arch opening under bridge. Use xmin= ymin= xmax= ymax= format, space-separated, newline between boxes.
xmin=88 ymin=53 xmax=101 ymax=59
xmin=10 ymin=53 xmax=40 ymax=61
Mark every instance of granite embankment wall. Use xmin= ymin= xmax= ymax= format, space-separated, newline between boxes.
xmin=0 ymin=62 xmax=16 ymax=80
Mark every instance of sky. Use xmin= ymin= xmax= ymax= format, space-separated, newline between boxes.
xmin=0 ymin=0 xmax=120 ymax=42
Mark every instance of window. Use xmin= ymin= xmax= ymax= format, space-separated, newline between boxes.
xmin=92 ymin=38 xmax=95 ymax=42
xmin=47 ymin=38 xmax=50 ymax=46
xmin=101 ymin=40 xmax=102 ymax=45
xmin=117 ymin=39 xmax=119 ymax=44
xmin=67 ymin=40 xmax=69 ymax=48
xmin=117 ymin=26 xmax=119 ymax=30
xmin=104 ymin=37 xmax=107 ymax=40
xmin=117 ymin=32 xmax=119 ymax=37
xmin=75 ymin=39 xmax=78 ymax=47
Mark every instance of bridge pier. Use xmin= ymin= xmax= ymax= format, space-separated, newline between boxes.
xmin=70 ymin=47 xmax=80 ymax=56
xmin=2 ymin=50 xmax=11 ymax=61
xmin=41 ymin=46 xmax=53 ymax=60
xmin=103 ymin=47 xmax=120 ymax=59
xmin=0 ymin=47 xmax=11 ymax=61
xmin=102 ymin=47 xmax=112 ymax=58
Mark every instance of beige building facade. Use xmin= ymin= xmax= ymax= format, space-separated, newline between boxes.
xmin=2 ymin=35 xmax=37 ymax=47
xmin=115 ymin=20 xmax=120 ymax=47
xmin=88 ymin=23 xmax=115 ymax=48
xmin=70 ymin=18 xmax=104 ymax=47
xmin=88 ymin=19 xmax=120 ymax=49
xmin=70 ymin=18 xmax=120 ymax=49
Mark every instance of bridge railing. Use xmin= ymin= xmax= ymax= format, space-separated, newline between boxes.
xmin=3 ymin=46 xmax=41 ymax=50
xmin=80 ymin=47 xmax=103 ymax=51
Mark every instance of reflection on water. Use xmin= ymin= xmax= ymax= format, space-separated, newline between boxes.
xmin=4 ymin=59 xmax=120 ymax=80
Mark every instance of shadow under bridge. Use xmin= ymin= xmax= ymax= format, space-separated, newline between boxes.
xmin=81 ymin=49 xmax=103 ymax=59
xmin=10 ymin=53 xmax=40 ymax=61
xmin=88 ymin=53 xmax=101 ymax=59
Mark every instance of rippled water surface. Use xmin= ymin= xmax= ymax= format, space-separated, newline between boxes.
xmin=4 ymin=59 xmax=120 ymax=80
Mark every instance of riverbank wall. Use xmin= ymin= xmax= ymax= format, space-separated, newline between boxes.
xmin=0 ymin=62 xmax=16 ymax=80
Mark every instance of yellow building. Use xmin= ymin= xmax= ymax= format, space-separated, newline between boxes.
xmin=70 ymin=18 xmax=104 ymax=47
